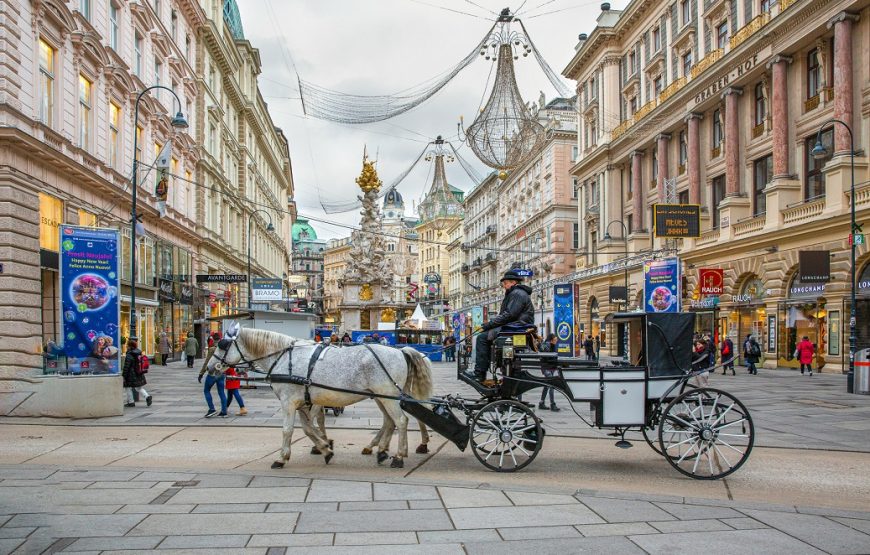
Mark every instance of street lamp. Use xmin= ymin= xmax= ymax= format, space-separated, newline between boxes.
xmin=604 ymin=220 xmax=629 ymax=360
xmin=247 ymin=209 xmax=275 ymax=309
xmin=812 ymin=119 xmax=857 ymax=393
xmin=130 ymin=86 xmax=188 ymax=339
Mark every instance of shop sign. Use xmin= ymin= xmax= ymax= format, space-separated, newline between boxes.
xmin=158 ymin=278 xmax=175 ymax=302
xmin=691 ymin=52 xmax=764 ymax=107
xmin=553 ymin=285 xmax=575 ymax=355
xmin=643 ymin=257 xmax=680 ymax=313
xmin=179 ymin=284 xmax=193 ymax=305
xmin=513 ymin=268 xmax=534 ymax=278
xmin=733 ymin=278 xmax=767 ymax=304
xmin=690 ymin=297 xmax=719 ymax=309
xmin=767 ymin=315 xmax=776 ymax=352
xmin=789 ymin=281 xmax=825 ymax=298
xmin=58 ymin=225 xmax=120 ymax=375
xmin=699 ymin=268 xmax=725 ymax=295
xmin=196 ymin=274 xmax=247 ymax=283
xmin=609 ymin=285 xmax=627 ymax=304
xmin=252 ymin=278 xmax=283 ymax=302
xmin=653 ymin=204 xmax=701 ymax=238
xmin=423 ymin=272 xmax=441 ymax=283
xmin=799 ymin=250 xmax=830 ymax=283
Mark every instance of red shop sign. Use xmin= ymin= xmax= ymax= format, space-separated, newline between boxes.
xmin=699 ymin=268 xmax=724 ymax=295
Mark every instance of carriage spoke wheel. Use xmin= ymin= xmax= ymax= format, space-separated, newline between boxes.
xmin=658 ymin=387 xmax=754 ymax=480
xmin=471 ymin=400 xmax=542 ymax=472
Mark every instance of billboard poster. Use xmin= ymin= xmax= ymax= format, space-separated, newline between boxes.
xmin=251 ymin=278 xmax=283 ymax=302
xmin=573 ymin=282 xmax=582 ymax=356
xmin=471 ymin=306 xmax=483 ymax=330
xmin=644 ymin=257 xmax=680 ymax=313
xmin=452 ymin=313 xmax=461 ymax=340
xmin=59 ymin=225 xmax=120 ymax=374
xmin=553 ymin=284 xmax=574 ymax=356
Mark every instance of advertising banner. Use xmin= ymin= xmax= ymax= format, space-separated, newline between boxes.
xmin=553 ymin=284 xmax=574 ymax=356
xmin=799 ymin=250 xmax=831 ymax=283
xmin=471 ymin=306 xmax=483 ymax=330
xmin=452 ymin=313 xmax=461 ymax=340
xmin=644 ymin=257 xmax=680 ymax=313
xmin=653 ymin=204 xmax=701 ymax=238
xmin=59 ymin=225 xmax=120 ymax=374
xmin=251 ymin=278 xmax=283 ymax=302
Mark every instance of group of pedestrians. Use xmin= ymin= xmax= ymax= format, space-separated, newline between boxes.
xmin=198 ymin=332 xmax=247 ymax=418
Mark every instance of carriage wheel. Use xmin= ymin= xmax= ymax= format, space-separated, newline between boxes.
xmin=658 ymin=387 xmax=754 ymax=480
xmin=642 ymin=425 xmax=665 ymax=456
xmin=471 ymin=400 xmax=542 ymax=472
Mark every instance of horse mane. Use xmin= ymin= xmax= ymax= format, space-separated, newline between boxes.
xmin=238 ymin=328 xmax=308 ymax=359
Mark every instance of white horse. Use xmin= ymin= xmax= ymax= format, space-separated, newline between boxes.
xmin=207 ymin=323 xmax=433 ymax=468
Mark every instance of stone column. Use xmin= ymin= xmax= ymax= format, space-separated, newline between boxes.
xmin=828 ymin=12 xmax=859 ymax=155
xmin=656 ymin=133 xmax=670 ymax=189
xmin=767 ymin=55 xmax=792 ymax=178
xmin=685 ymin=113 xmax=702 ymax=205
xmin=722 ymin=87 xmax=743 ymax=196
xmin=631 ymin=151 xmax=644 ymax=231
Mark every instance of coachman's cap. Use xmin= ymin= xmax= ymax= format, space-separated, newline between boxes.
xmin=499 ymin=269 xmax=526 ymax=283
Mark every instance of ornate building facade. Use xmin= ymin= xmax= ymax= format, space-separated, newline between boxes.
xmin=462 ymin=172 xmax=501 ymax=316
xmin=290 ymin=217 xmax=325 ymax=315
xmin=381 ymin=188 xmax=419 ymax=320
xmin=322 ymin=236 xmax=351 ymax=329
xmin=565 ymin=0 xmax=869 ymax=369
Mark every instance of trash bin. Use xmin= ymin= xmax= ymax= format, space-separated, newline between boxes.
xmin=855 ymin=348 xmax=870 ymax=395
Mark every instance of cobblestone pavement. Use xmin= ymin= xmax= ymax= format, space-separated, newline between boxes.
xmin=6 ymin=358 xmax=869 ymax=452
xmin=0 ymin=464 xmax=868 ymax=554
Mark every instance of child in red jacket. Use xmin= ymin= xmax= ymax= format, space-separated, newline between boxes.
xmin=225 ymin=367 xmax=247 ymax=415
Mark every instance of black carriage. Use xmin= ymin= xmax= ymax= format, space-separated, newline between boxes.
xmin=402 ymin=312 xmax=754 ymax=479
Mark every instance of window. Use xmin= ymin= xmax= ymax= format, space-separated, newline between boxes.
xmin=681 ymin=0 xmax=690 ymax=25
xmin=653 ymin=27 xmax=661 ymax=52
xmin=153 ymin=0 xmax=160 ymax=18
xmin=753 ymin=155 xmax=772 ymax=216
xmin=39 ymin=193 xmax=63 ymax=251
xmin=78 ymin=75 xmax=92 ymax=150
xmin=807 ymin=48 xmax=820 ymax=99
xmin=754 ymin=82 xmax=765 ymax=126
xmin=134 ymin=32 xmax=143 ymax=76
xmin=572 ymin=177 xmax=578 ymax=198
xmin=590 ymin=122 xmax=597 ymax=145
xmin=629 ymin=51 xmax=637 ymax=74
xmin=678 ymin=190 xmax=689 ymax=204
xmin=571 ymin=145 xmax=579 ymax=161
xmin=679 ymin=130 xmax=688 ymax=166
xmin=573 ymin=223 xmax=579 ymax=250
xmin=171 ymin=10 xmax=178 ymax=42
xmin=760 ymin=0 xmax=771 ymax=13
xmin=78 ymin=209 xmax=97 ymax=227
xmin=654 ymin=75 xmax=663 ymax=96
xmin=109 ymin=102 xmax=121 ymax=167
xmin=682 ymin=51 xmax=693 ymax=77
xmin=652 ymin=148 xmax=658 ymax=183
xmin=717 ymin=22 xmax=728 ymax=50
xmin=135 ymin=125 xmax=143 ymax=162
xmin=630 ymin=96 xmax=638 ymax=115
xmin=712 ymin=109 xmax=723 ymax=150
xmin=590 ymin=76 xmax=597 ymax=99
xmin=805 ymin=130 xmax=833 ymax=199
xmin=109 ymin=3 xmax=119 ymax=50
xmin=79 ymin=0 xmax=90 ymax=20
xmin=711 ymin=175 xmax=726 ymax=227
xmin=38 ymin=39 xmax=54 ymax=126
xmin=185 ymin=35 xmax=192 ymax=60
xmin=209 ymin=123 xmax=216 ymax=154
xmin=154 ymin=60 xmax=161 ymax=89
xmin=627 ymin=214 xmax=634 ymax=233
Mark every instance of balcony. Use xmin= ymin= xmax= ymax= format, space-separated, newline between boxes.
xmin=732 ymin=215 xmax=765 ymax=237
xmin=633 ymin=98 xmax=658 ymax=123
xmin=697 ymin=227 xmax=721 ymax=246
xmin=611 ymin=119 xmax=634 ymax=140
xmin=783 ymin=198 xmax=825 ymax=225
xmin=658 ymin=77 xmax=687 ymax=103
xmin=690 ymin=49 xmax=723 ymax=80
xmin=729 ymin=12 xmax=770 ymax=50
xmin=752 ymin=123 xmax=765 ymax=139
xmin=710 ymin=146 xmax=721 ymax=158
xmin=804 ymin=94 xmax=820 ymax=113
xmin=485 ymin=224 xmax=497 ymax=235
xmin=461 ymin=264 xmax=470 ymax=273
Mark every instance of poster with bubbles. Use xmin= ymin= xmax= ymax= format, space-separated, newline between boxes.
xmin=59 ymin=225 xmax=120 ymax=375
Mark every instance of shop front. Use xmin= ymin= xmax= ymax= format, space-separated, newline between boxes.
xmin=688 ymin=296 xmax=721 ymax=347
xmin=778 ymin=276 xmax=827 ymax=370
xmin=726 ymin=277 xmax=768 ymax=366
xmin=855 ymin=263 xmax=870 ymax=350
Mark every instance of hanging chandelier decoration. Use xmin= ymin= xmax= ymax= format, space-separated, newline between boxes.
xmin=417 ymin=136 xmax=463 ymax=236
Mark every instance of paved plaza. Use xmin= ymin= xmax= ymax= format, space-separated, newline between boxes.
xmin=1 ymin=359 xmax=869 ymax=553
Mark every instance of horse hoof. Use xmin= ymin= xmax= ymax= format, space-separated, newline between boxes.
xmin=324 ymin=452 xmax=334 ymax=464
xmin=310 ymin=446 xmax=321 ymax=455
xmin=416 ymin=444 xmax=429 ymax=454
xmin=361 ymin=447 xmax=373 ymax=455
xmin=329 ymin=439 xmax=334 ymax=449
xmin=376 ymin=451 xmax=389 ymax=465
xmin=270 ymin=461 xmax=285 ymax=469
xmin=390 ymin=457 xmax=404 ymax=469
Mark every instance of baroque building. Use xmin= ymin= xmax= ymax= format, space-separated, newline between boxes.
xmin=322 ymin=236 xmax=352 ymax=329
xmin=564 ymin=0 xmax=869 ymax=370
xmin=462 ymin=172 xmax=501 ymax=316
xmin=290 ymin=217 xmax=325 ymax=315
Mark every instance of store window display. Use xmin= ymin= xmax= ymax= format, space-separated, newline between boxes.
xmin=778 ymin=275 xmax=826 ymax=370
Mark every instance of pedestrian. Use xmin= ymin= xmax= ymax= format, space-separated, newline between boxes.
xmin=720 ymin=336 xmax=735 ymax=375
xmin=198 ymin=341 xmax=227 ymax=418
xmin=183 ymin=331 xmax=199 ymax=368
xmin=796 ymin=335 xmax=815 ymax=376
xmin=122 ymin=338 xmax=152 ymax=407
xmin=225 ymin=366 xmax=248 ymax=416
xmin=743 ymin=333 xmax=761 ymax=375
xmin=537 ymin=333 xmax=560 ymax=411
xmin=583 ymin=335 xmax=595 ymax=361
xmin=692 ymin=338 xmax=710 ymax=386
xmin=341 ymin=332 xmax=352 ymax=345
xmin=703 ymin=333 xmax=716 ymax=368
xmin=207 ymin=333 xmax=215 ymax=349
xmin=594 ymin=335 xmax=600 ymax=359
xmin=158 ymin=330 xmax=171 ymax=365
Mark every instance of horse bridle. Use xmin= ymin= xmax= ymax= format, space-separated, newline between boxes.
xmin=212 ymin=336 xmax=293 ymax=378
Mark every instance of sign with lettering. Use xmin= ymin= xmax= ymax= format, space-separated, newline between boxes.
xmin=799 ymin=250 xmax=831 ymax=283
xmin=734 ymin=278 xmax=767 ymax=303
xmin=690 ymin=297 xmax=719 ymax=309
xmin=691 ymin=52 xmax=765 ymax=107
xmin=653 ymin=204 xmax=701 ymax=238
xmin=609 ymin=285 xmax=628 ymax=304
xmin=553 ymin=285 xmax=575 ymax=356
xmin=196 ymin=274 xmax=248 ymax=283
xmin=643 ymin=257 xmax=680 ymax=313
xmin=251 ymin=278 xmax=283 ymax=302
xmin=699 ymin=268 xmax=725 ymax=295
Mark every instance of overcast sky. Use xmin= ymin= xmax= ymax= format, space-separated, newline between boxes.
xmin=236 ymin=0 xmax=615 ymax=239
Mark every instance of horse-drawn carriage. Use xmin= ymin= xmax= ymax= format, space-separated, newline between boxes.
xmin=402 ymin=311 xmax=754 ymax=479
xmin=207 ymin=312 xmax=753 ymax=479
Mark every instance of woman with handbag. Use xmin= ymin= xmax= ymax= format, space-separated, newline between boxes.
xmin=122 ymin=338 xmax=152 ymax=408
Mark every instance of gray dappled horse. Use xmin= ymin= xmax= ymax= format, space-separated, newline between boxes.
xmin=206 ymin=323 xmax=433 ymax=468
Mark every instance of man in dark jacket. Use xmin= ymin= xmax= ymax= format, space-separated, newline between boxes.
xmin=471 ymin=269 xmax=535 ymax=381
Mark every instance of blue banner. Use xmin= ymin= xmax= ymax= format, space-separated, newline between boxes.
xmin=59 ymin=225 xmax=121 ymax=374
xmin=471 ymin=306 xmax=483 ymax=330
xmin=644 ymin=257 xmax=680 ymax=313
xmin=553 ymin=284 xmax=574 ymax=356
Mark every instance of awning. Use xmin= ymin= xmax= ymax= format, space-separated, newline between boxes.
xmin=120 ymin=296 xmax=160 ymax=307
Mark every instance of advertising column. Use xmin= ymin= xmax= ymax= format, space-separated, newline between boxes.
xmin=553 ymin=284 xmax=575 ymax=356
xmin=59 ymin=225 xmax=121 ymax=374
xmin=644 ymin=257 xmax=681 ymax=313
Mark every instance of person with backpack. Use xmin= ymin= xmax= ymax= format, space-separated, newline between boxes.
xmin=743 ymin=334 xmax=761 ymax=375
xmin=796 ymin=336 xmax=815 ymax=376
xmin=122 ymin=338 xmax=152 ymax=407
xmin=720 ymin=337 xmax=735 ymax=375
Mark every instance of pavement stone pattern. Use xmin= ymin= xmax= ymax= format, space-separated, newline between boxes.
xmin=9 ymin=358 xmax=869 ymax=452
xmin=0 ymin=465 xmax=868 ymax=554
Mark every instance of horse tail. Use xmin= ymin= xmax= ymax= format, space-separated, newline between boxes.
xmin=401 ymin=347 xmax=434 ymax=400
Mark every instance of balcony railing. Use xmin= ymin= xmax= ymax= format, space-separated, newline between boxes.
xmin=729 ymin=12 xmax=770 ymax=50
xmin=697 ymin=227 xmax=721 ymax=246
xmin=658 ymin=77 xmax=687 ymax=103
xmin=732 ymin=215 xmax=765 ymax=237
xmin=690 ymin=49 xmax=723 ymax=79
xmin=847 ymin=183 xmax=870 ymax=208
xmin=782 ymin=198 xmax=825 ymax=224
xmin=710 ymin=146 xmax=721 ymax=158
xmin=752 ymin=122 xmax=765 ymax=138
xmin=611 ymin=119 xmax=634 ymax=140
xmin=779 ymin=0 xmax=798 ymax=11
xmin=633 ymin=98 xmax=658 ymax=123
xmin=804 ymin=94 xmax=820 ymax=113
